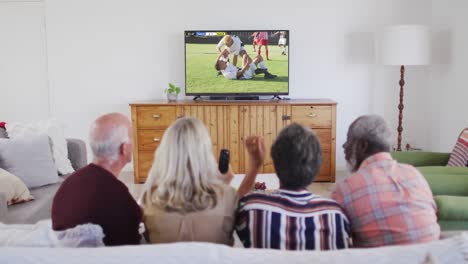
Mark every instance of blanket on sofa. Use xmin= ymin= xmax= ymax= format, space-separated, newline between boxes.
xmin=1 ymin=233 xmax=467 ymax=264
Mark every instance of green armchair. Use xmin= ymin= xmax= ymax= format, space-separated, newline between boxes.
xmin=391 ymin=151 xmax=468 ymax=231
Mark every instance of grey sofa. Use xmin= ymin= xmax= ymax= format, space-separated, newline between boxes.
xmin=0 ymin=128 xmax=87 ymax=224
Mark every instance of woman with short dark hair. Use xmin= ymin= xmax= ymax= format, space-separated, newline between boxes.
xmin=236 ymin=123 xmax=352 ymax=250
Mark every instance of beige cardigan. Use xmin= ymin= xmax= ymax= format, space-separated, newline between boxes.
xmin=143 ymin=185 xmax=238 ymax=246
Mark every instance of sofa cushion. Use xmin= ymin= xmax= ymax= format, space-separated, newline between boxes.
xmin=0 ymin=134 xmax=61 ymax=188
xmin=3 ymin=180 xmax=64 ymax=224
xmin=439 ymin=220 xmax=468 ymax=231
xmin=0 ymin=168 xmax=34 ymax=205
xmin=447 ymin=128 xmax=468 ymax=167
xmin=435 ymin=195 xmax=468 ymax=221
xmin=391 ymin=151 xmax=451 ymax=167
xmin=417 ymin=166 xmax=468 ymax=196
xmin=6 ymin=120 xmax=75 ymax=175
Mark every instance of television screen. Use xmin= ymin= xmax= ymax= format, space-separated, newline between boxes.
xmin=185 ymin=30 xmax=289 ymax=96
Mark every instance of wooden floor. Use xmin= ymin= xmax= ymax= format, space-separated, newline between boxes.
xmin=120 ymin=171 xmax=348 ymax=200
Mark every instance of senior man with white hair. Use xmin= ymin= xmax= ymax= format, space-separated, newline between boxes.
xmin=332 ymin=115 xmax=440 ymax=248
xmin=52 ymin=113 xmax=142 ymax=246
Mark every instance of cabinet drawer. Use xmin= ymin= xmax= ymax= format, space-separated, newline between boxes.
xmin=137 ymin=129 xmax=166 ymax=151
xmin=137 ymin=106 xmax=176 ymax=128
xmin=138 ymin=152 xmax=154 ymax=181
xmin=292 ymin=106 xmax=332 ymax=128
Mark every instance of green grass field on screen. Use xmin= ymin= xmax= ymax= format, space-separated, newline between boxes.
xmin=186 ymin=43 xmax=289 ymax=94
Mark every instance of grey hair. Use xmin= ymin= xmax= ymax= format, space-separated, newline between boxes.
xmin=349 ymin=115 xmax=392 ymax=151
xmin=271 ymin=123 xmax=322 ymax=189
xmin=89 ymin=123 xmax=129 ymax=161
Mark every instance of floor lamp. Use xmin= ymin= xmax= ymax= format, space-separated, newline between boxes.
xmin=380 ymin=25 xmax=430 ymax=151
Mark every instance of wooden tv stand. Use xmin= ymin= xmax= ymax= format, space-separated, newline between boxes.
xmin=130 ymin=99 xmax=336 ymax=183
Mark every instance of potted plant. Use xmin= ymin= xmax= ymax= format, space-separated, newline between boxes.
xmin=165 ymin=83 xmax=181 ymax=102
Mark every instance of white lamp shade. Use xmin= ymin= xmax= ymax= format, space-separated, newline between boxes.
xmin=380 ymin=25 xmax=430 ymax=65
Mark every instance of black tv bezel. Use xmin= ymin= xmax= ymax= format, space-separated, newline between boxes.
xmin=184 ymin=30 xmax=290 ymax=97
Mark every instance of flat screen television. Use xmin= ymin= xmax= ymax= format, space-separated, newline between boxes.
xmin=185 ymin=30 xmax=289 ymax=97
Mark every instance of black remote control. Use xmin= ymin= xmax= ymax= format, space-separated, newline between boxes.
xmin=218 ymin=149 xmax=230 ymax=174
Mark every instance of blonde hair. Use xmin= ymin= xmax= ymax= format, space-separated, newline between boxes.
xmin=141 ymin=117 xmax=219 ymax=213
xmin=223 ymin=35 xmax=232 ymax=44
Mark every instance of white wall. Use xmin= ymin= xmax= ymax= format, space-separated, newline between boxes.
xmin=1 ymin=0 xmax=433 ymax=170
xmin=0 ymin=0 xmax=49 ymax=123
xmin=425 ymin=0 xmax=468 ymax=152
xmin=371 ymin=1 xmax=431 ymax=151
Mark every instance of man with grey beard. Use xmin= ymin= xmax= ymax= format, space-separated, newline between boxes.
xmin=331 ymin=115 xmax=440 ymax=248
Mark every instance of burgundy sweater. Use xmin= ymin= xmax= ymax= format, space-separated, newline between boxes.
xmin=52 ymin=164 xmax=142 ymax=246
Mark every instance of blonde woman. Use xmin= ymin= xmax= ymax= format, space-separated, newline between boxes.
xmin=140 ymin=117 xmax=265 ymax=245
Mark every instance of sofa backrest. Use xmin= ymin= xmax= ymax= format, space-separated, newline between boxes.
xmin=0 ymin=128 xmax=6 ymax=139
xmin=0 ymin=233 xmax=467 ymax=264
xmin=0 ymin=192 xmax=7 ymax=222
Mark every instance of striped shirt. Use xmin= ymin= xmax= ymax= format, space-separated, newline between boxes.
xmin=257 ymin=32 xmax=269 ymax=40
xmin=331 ymin=152 xmax=440 ymax=247
xmin=235 ymin=189 xmax=352 ymax=250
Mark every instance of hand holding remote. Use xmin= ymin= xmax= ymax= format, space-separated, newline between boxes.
xmin=218 ymin=149 xmax=233 ymax=185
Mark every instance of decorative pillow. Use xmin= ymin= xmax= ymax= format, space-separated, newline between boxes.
xmin=0 ymin=220 xmax=104 ymax=248
xmin=0 ymin=219 xmax=58 ymax=247
xmin=0 ymin=134 xmax=62 ymax=188
xmin=6 ymin=120 xmax=74 ymax=175
xmin=447 ymin=128 xmax=468 ymax=167
xmin=0 ymin=168 xmax=34 ymax=205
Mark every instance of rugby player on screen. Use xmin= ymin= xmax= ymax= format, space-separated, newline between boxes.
xmin=272 ymin=31 xmax=287 ymax=55
xmin=249 ymin=32 xmax=259 ymax=52
xmin=216 ymin=35 xmax=248 ymax=67
xmin=256 ymin=31 xmax=270 ymax=60
xmin=214 ymin=49 xmax=277 ymax=80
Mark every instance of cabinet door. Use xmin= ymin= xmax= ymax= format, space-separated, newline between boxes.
xmin=181 ymin=105 xmax=241 ymax=173
xmin=239 ymin=105 xmax=291 ymax=173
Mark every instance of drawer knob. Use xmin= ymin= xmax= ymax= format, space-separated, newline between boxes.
xmin=152 ymin=114 xmax=161 ymax=118
xmin=153 ymin=138 xmax=161 ymax=142
xmin=307 ymin=113 xmax=317 ymax=118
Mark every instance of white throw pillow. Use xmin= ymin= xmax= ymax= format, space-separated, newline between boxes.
xmin=0 ymin=168 xmax=34 ymax=205
xmin=6 ymin=120 xmax=74 ymax=175
xmin=0 ymin=219 xmax=58 ymax=247
xmin=0 ymin=220 xmax=104 ymax=248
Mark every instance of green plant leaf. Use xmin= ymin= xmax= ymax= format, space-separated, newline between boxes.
xmin=169 ymin=83 xmax=175 ymax=89
xmin=175 ymin=87 xmax=181 ymax=94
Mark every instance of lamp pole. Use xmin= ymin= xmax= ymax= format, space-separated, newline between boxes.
xmin=397 ymin=65 xmax=405 ymax=151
